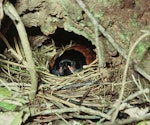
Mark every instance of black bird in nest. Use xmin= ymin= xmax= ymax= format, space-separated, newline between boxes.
xmin=49 ymin=44 xmax=96 ymax=76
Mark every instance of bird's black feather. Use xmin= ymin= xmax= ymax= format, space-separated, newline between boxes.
xmin=51 ymin=50 xmax=86 ymax=76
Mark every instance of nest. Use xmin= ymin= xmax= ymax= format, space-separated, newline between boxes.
xmin=0 ymin=37 xmax=149 ymax=124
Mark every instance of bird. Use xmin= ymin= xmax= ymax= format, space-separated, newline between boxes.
xmin=49 ymin=44 xmax=96 ymax=76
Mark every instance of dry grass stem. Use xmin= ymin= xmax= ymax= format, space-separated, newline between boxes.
xmin=112 ymin=30 xmax=150 ymax=121
xmin=4 ymin=2 xmax=38 ymax=99
xmin=76 ymin=0 xmax=105 ymax=67
xmin=0 ymin=4 xmax=149 ymax=124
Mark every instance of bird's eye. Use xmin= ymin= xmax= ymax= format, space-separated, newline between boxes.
xmin=71 ymin=61 xmax=76 ymax=66
xmin=59 ymin=62 xmax=64 ymax=66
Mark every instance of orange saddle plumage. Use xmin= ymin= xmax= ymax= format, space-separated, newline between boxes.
xmin=49 ymin=44 xmax=96 ymax=76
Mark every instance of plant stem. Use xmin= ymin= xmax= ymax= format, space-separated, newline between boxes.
xmin=4 ymin=2 xmax=38 ymax=100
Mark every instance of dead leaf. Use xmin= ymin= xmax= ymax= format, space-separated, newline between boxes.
xmin=124 ymin=107 xmax=149 ymax=118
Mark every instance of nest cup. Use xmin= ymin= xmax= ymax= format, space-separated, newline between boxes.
xmin=34 ymin=29 xmax=100 ymax=91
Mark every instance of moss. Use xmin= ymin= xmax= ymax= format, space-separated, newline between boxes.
xmin=135 ymin=41 xmax=149 ymax=61
xmin=131 ymin=13 xmax=139 ymax=28
xmin=99 ymin=0 xmax=121 ymax=7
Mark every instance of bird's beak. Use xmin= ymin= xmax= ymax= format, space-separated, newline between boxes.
xmin=68 ymin=65 xmax=74 ymax=74
xmin=59 ymin=66 xmax=63 ymax=74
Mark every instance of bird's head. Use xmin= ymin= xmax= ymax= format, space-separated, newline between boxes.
xmin=58 ymin=59 xmax=76 ymax=76
xmin=50 ymin=44 xmax=96 ymax=76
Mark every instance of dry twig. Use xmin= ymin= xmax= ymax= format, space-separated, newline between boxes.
xmin=35 ymin=94 xmax=111 ymax=120
xmin=132 ymin=75 xmax=150 ymax=102
xmin=76 ymin=0 xmax=105 ymax=67
xmin=76 ymin=0 xmax=127 ymax=61
xmin=3 ymin=2 xmax=38 ymax=100
xmin=103 ymin=113 xmax=150 ymax=125
xmin=111 ymin=30 xmax=150 ymax=121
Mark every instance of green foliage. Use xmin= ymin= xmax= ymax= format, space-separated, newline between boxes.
xmin=96 ymin=121 xmax=102 ymax=125
xmin=0 ymin=87 xmax=12 ymax=97
xmin=10 ymin=111 xmax=23 ymax=125
xmin=0 ymin=87 xmax=16 ymax=111
xmin=135 ymin=41 xmax=149 ymax=61
xmin=0 ymin=102 xmax=16 ymax=111
xmin=137 ymin=121 xmax=149 ymax=125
